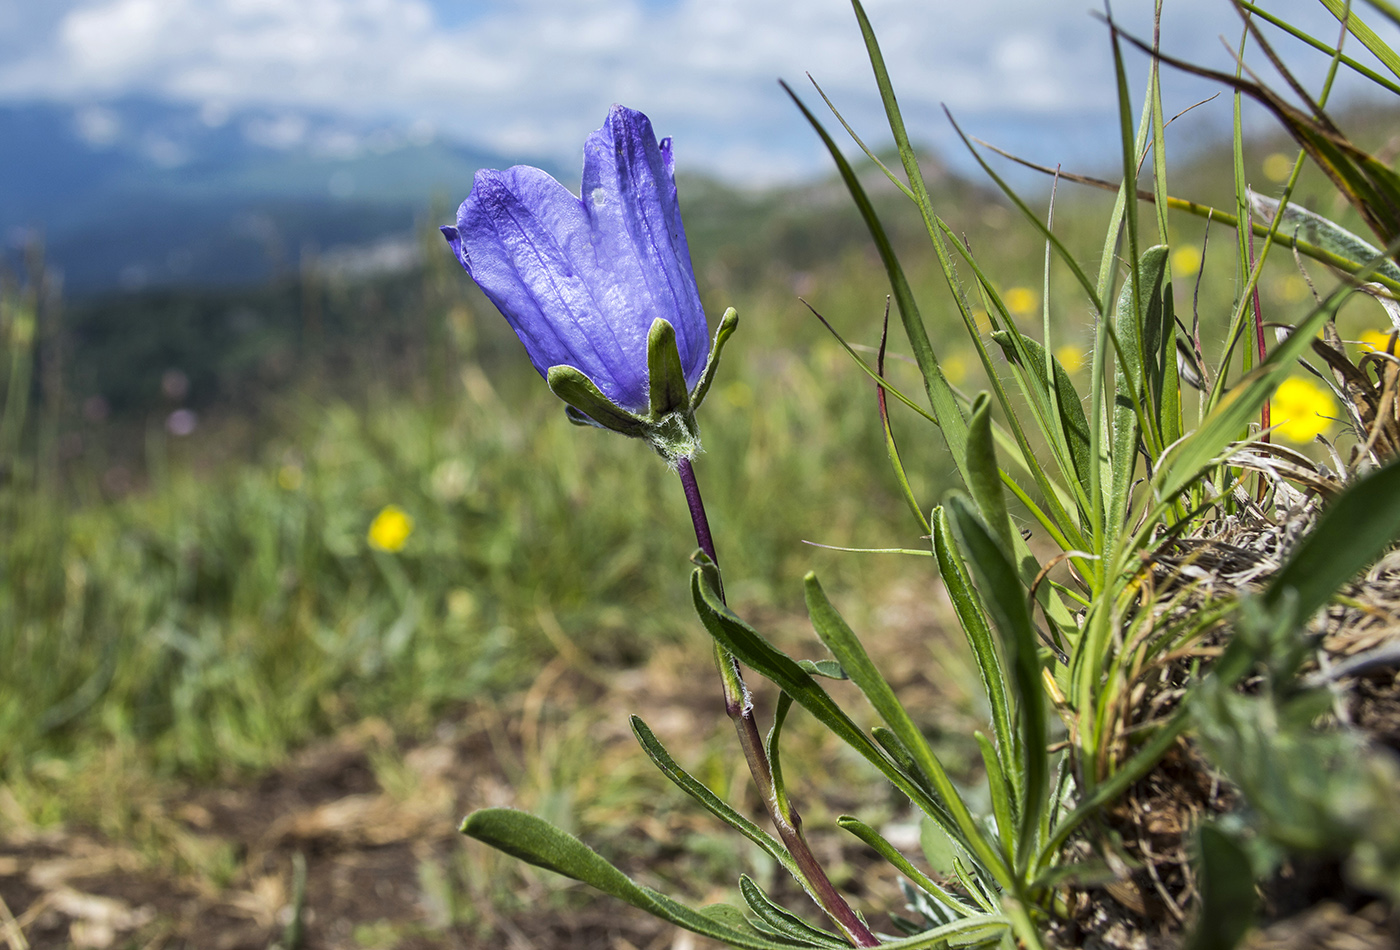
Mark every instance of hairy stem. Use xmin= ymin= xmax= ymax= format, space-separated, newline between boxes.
xmin=675 ymin=456 xmax=878 ymax=947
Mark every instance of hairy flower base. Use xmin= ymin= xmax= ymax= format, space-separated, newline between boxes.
xmin=548 ymin=309 xmax=738 ymax=464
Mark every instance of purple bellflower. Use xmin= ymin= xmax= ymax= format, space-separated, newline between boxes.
xmin=442 ymin=105 xmax=736 ymax=462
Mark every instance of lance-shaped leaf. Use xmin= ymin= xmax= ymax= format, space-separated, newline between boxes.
xmin=630 ymin=716 xmax=799 ymax=879
xmin=1250 ymin=191 xmax=1400 ymax=287
xmin=689 ymin=561 xmax=1012 ymax=885
xmin=739 ymin=876 xmax=847 ymax=949
xmin=945 ymin=494 xmax=1048 ymax=872
xmin=932 ymin=507 xmax=1017 ymax=788
xmin=1264 ymin=457 xmax=1400 ymax=623
xmin=803 ymin=572 xmax=1008 ymax=879
xmin=463 ymin=809 xmax=801 ymax=950
xmin=965 ymin=393 xmax=1016 ymax=557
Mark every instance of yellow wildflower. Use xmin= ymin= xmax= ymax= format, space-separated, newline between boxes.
xmin=368 ymin=505 xmax=414 ymax=553
xmin=1279 ymin=275 xmax=1310 ymax=303
xmin=1272 ymin=376 xmax=1336 ymax=444
xmin=1171 ymin=245 xmax=1201 ymax=277
xmin=942 ymin=353 xmax=968 ymax=385
xmin=277 ymin=464 xmax=304 ymax=491
xmin=1359 ymin=329 xmax=1396 ymax=353
xmin=1262 ymin=152 xmax=1295 ymax=183
xmin=723 ymin=380 xmax=753 ymax=408
xmin=1054 ymin=344 xmax=1086 ymax=373
xmin=1003 ymin=287 xmax=1039 ymax=317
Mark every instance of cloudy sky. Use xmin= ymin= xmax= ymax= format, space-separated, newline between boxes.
xmin=0 ymin=0 xmax=1392 ymax=184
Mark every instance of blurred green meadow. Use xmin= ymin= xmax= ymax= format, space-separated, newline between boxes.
xmin=3 ymin=112 xmax=1397 ymax=945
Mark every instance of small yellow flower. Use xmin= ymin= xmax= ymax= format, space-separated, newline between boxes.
xmin=1171 ymin=245 xmax=1201 ymax=277
xmin=942 ymin=353 xmax=968 ymax=384
xmin=277 ymin=464 xmax=304 ymax=491
xmin=722 ymin=380 xmax=753 ymax=408
xmin=1359 ymin=329 xmax=1395 ymax=353
xmin=1003 ymin=287 xmax=1039 ymax=318
xmin=1054 ymin=344 xmax=1086 ymax=374
xmin=1278 ymin=274 xmax=1310 ymax=303
xmin=368 ymin=505 xmax=414 ymax=553
xmin=1272 ymin=376 xmax=1336 ymax=444
xmin=1262 ymin=152 xmax=1295 ymax=183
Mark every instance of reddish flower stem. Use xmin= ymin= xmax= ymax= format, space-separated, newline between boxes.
xmin=675 ymin=456 xmax=878 ymax=948
xmin=1247 ymin=225 xmax=1271 ymax=441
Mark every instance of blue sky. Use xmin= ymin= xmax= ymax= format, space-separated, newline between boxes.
xmin=0 ymin=0 xmax=1393 ymax=185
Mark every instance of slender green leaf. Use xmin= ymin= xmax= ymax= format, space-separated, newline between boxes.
xmin=942 ymin=114 xmax=1101 ymax=313
xmin=740 ymin=875 xmax=848 ymax=949
xmin=1264 ymin=458 xmax=1400 ymax=621
xmin=876 ymin=303 xmax=933 ymax=533
xmin=976 ymin=732 xmax=1016 ymax=866
xmin=836 ymin=816 xmax=979 ymax=920
xmin=781 ymin=82 xmax=971 ymax=489
xmin=990 ymin=332 xmax=1093 ymax=508
xmin=945 ymin=496 xmax=1048 ymax=872
xmin=966 ymin=393 xmax=1016 ymax=555
xmin=802 ymin=572 xmax=1009 ymax=882
xmin=630 ymin=716 xmax=799 ymax=878
xmin=1238 ymin=1 xmax=1400 ymax=95
xmin=1317 ymin=0 xmax=1400 ymax=80
xmin=462 ymin=809 xmax=802 ymax=950
xmin=873 ymin=726 xmax=930 ymax=794
xmin=689 ymin=562 xmax=986 ymax=873
xmin=1183 ymin=825 xmax=1257 ymax=950
xmin=932 ymin=508 xmax=1017 ymax=787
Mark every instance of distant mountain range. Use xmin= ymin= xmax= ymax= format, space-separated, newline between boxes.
xmin=0 ymin=98 xmax=559 ymax=293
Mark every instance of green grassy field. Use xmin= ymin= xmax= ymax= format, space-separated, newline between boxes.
xmin=2 ymin=115 xmax=1397 ymax=947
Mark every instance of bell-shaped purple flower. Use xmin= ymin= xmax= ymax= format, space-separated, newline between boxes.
xmin=442 ymin=106 xmax=726 ymax=432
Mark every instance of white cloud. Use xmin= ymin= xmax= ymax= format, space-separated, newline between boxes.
xmin=74 ymin=103 xmax=120 ymax=145
xmin=0 ymin=0 xmax=1394 ymax=183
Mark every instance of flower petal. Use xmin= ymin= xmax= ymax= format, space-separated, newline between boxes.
xmin=582 ymin=105 xmax=709 ymax=388
xmin=449 ymin=165 xmax=650 ymax=411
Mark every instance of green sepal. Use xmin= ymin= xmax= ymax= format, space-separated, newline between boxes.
xmin=547 ymin=358 xmax=702 ymax=463
xmin=647 ymin=317 xmax=692 ymax=417
xmin=547 ymin=365 xmax=648 ymax=437
xmin=691 ymin=307 xmax=739 ymax=411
